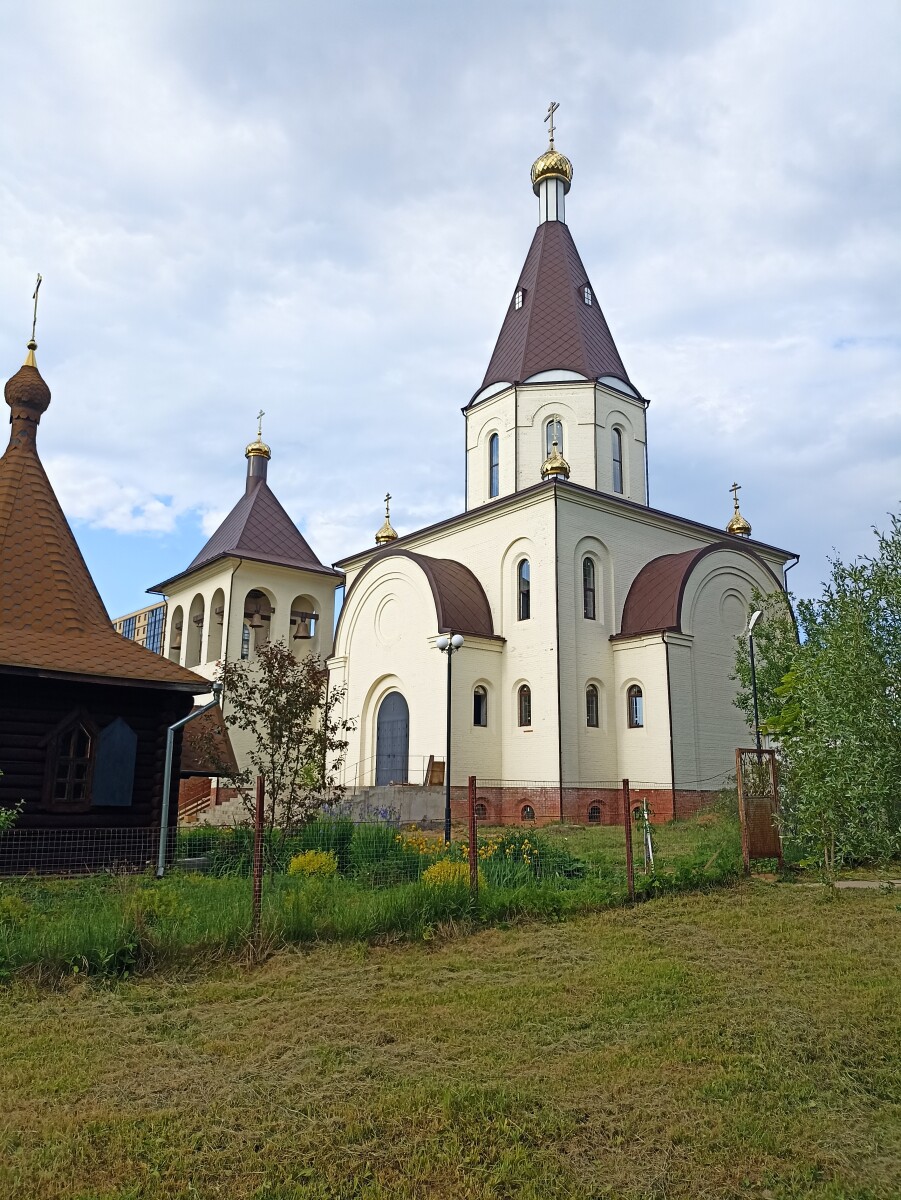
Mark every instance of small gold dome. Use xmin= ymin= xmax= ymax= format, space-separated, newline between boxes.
xmin=531 ymin=147 xmax=573 ymax=195
xmin=541 ymin=438 xmax=570 ymax=480
xmin=375 ymin=492 xmax=398 ymax=545
xmin=726 ymin=483 xmax=752 ymax=537
xmin=245 ymin=436 xmax=271 ymax=460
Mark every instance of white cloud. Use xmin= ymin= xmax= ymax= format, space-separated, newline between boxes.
xmin=0 ymin=0 xmax=898 ymax=610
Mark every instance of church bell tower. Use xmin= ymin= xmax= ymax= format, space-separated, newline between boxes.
xmin=464 ymin=107 xmax=649 ymax=510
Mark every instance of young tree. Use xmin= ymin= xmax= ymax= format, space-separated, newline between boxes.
xmin=734 ymin=517 xmax=901 ymax=868
xmin=206 ymin=641 xmax=354 ymax=866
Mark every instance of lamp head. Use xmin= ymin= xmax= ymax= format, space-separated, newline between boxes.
xmin=436 ymin=636 xmax=450 ymax=651
xmin=212 ymin=681 xmax=223 ymax=703
xmin=450 ymin=633 xmax=464 ymax=650
xmin=748 ymin=610 xmax=763 ymax=635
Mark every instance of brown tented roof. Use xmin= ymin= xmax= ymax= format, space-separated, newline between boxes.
xmin=151 ymin=478 xmax=339 ymax=593
xmin=180 ymin=706 xmax=238 ymax=776
xmin=475 ymin=220 xmax=636 ymax=401
xmin=0 ymin=358 xmax=208 ymax=691
xmin=342 ymin=547 xmax=499 ymax=641
xmin=616 ymin=542 xmax=785 ymax=639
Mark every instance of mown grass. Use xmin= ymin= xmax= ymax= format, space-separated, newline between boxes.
xmin=0 ymin=884 xmax=898 ymax=1198
xmin=0 ymin=812 xmax=742 ymax=981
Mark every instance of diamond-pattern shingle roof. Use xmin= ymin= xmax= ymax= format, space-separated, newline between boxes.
xmin=0 ymin=360 xmax=207 ymax=690
xmin=151 ymin=477 xmax=339 ymax=593
xmin=477 ymin=220 xmax=636 ymax=399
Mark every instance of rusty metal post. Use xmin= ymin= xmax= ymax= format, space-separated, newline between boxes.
xmin=622 ymin=778 xmax=635 ymax=901
xmin=468 ymin=775 xmax=478 ymax=896
xmin=251 ymin=775 xmax=265 ymax=951
xmin=736 ymin=748 xmax=751 ymax=874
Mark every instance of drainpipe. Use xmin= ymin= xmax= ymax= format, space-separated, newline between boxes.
xmin=156 ymin=681 xmax=223 ymax=878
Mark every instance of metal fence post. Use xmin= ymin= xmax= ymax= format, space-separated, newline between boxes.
xmin=468 ymin=775 xmax=478 ymax=896
xmin=251 ymin=775 xmax=265 ymax=953
xmin=622 ymin=778 xmax=635 ymax=901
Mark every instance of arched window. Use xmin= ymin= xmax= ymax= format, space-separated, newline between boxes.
xmin=518 ymin=684 xmax=532 ymax=727
xmin=588 ymin=803 xmax=602 ymax=823
xmin=168 ymin=605 xmax=183 ymax=664
xmin=521 ymin=804 xmax=536 ymax=822
xmin=627 ymin=685 xmax=644 ymax=729
xmin=473 ymin=686 xmax=488 ymax=727
xmin=517 ymin=560 xmax=531 ymax=621
xmin=241 ymin=623 xmax=251 ymax=660
xmin=475 ymin=802 xmax=488 ymax=821
xmin=546 ymin=416 xmax=564 ymax=456
xmin=51 ymin=722 xmax=93 ymax=808
xmin=582 ymin=557 xmax=596 ymax=620
xmin=612 ymin=428 xmax=624 ymax=494
xmin=586 ymin=684 xmax=599 ymax=728
xmin=488 ymin=433 xmax=499 ymax=498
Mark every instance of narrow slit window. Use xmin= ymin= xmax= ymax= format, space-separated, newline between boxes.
xmin=612 ymin=428 xmax=624 ymax=494
xmin=584 ymin=285 xmax=592 ymax=306
xmin=583 ymin=557 xmax=596 ymax=620
xmin=488 ymin=433 xmax=499 ymax=498
xmin=517 ymin=560 xmax=531 ymax=621
xmin=518 ymin=684 xmax=532 ymax=728
xmin=514 ymin=289 xmax=524 ymax=310
xmin=473 ymin=686 xmax=488 ymax=727
xmin=586 ymin=684 xmax=599 ymax=728
xmin=628 ymin=685 xmax=644 ymax=729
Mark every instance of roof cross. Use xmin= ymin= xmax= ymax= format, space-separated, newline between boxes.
xmin=545 ymin=101 xmax=559 ymax=147
xmin=256 ymin=409 xmax=265 ymax=439
xmin=30 ymin=273 xmax=42 ymax=347
xmin=730 ymin=481 xmax=741 ymax=508
xmin=384 ymin=492 xmax=391 ymax=518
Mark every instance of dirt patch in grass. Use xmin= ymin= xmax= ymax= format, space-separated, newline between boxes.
xmin=0 ymin=883 xmax=899 ymax=1199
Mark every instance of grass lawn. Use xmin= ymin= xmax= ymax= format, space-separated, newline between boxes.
xmin=1 ymin=883 xmax=899 ymax=1199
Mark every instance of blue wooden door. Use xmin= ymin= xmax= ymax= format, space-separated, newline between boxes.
xmin=376 ymin=692 xmax=409 ymax=785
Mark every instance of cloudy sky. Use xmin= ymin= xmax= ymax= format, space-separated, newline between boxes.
xmin=1 ymin=0 xmax=899 ymax=616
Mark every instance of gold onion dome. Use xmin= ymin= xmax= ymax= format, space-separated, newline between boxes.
xmin=245 ymin=434 xmax=271 ymax=460
xmin=375 ymin=492 xmax=398 ymax=545
xmin=541 ymin=438 xmax=570 ymax=480
xmin=531 ymin=147 xmax=573 ymax=195
xmin=726 ymin=484 xmax=752 ymax=538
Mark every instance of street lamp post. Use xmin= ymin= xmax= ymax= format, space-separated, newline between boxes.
xmin=747 ymin=609 xmax=763 ymax=754
xmin=436 ymin=633 xmax=465 ymax=843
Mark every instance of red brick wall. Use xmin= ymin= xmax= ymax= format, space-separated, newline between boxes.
xmin=447 ymin=784 xmax=717 ymax=828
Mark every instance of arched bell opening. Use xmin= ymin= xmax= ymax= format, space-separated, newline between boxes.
xmin=168 ymin=605 xmax=184 ymax=664
xmin=241 ymin=588 xmax=275 ymax=660
xmin=207 ymin=588 xmax=225 ymax=663
xmin=289 ymin=594 xmax=319 ymax=657
xmin=185 ymin=593 xmax=205 ymax=668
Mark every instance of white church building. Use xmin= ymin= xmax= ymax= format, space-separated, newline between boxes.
xmin=145 ymin=122 xmax=795 ymax=826
xmin=327 ymin=129 xmax=795 ymax=822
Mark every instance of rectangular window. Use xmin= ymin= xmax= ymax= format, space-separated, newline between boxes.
xmin=144 ymin=606 xmax=166 ymax=654
xmin=121 ymin=615 xmax=137 ymax=641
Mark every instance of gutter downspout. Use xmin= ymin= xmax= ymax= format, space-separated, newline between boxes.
xmin=156 ymin=681 xmax=223 ymax=878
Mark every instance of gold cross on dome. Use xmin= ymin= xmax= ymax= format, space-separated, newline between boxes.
xmin=545 ymin=101 xmax=559 ymax=147
xmin=256 ymin=409 xmax=265 ymax=438
xmin=730 ymin=482 xmax=741 ymax=507
xmin=30 ymin=273 xmax=42 ymax=345
xmin=384 ymin=492 xmax=391 ymax=518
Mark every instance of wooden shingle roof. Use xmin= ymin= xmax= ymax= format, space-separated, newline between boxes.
xmin=0 ymin=355 xmax=207 ymax=691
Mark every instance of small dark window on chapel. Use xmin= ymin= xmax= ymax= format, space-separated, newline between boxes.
xmin=628 ymin=685 xmax=644 ymax=729
xmin=489 ymin=433 xmax=499 ymax=498
xmin=51 ymin=723 xmax=94 ymax=808
xmin=518 ymin=685 xmax=532 ymax=727
xmin=612 ymin=428 xmax=624 ymax=495
xmin=473 ymin=686 xmax=488 ymax=727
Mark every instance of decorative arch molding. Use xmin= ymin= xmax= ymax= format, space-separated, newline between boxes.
xmin=682 ymin=560 xmax=776 ymax=639
xmin=500 ymin=536 xmax=534 ymax=629
xmin=335 ymin=549 xmax=498 ymax=656
xmin=573 ymin=534 xmax=612 ymax=627
xmin=334 ymin=567 xmax=433 ymax=660
xmin=616 ymin=542 xmax=785 ymax=640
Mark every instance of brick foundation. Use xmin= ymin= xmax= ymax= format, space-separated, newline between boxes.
xmin=449 ymin=785 xmax=718 ymax=827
